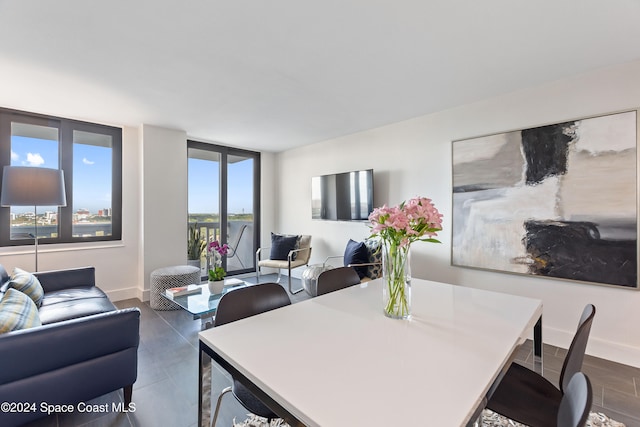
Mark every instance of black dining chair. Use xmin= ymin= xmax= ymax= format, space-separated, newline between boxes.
xmin=210 ymin=283 xmax=291 ymax=427
xmin=557 ymin=372 xmax=593 ymax=427
xmin=486 ymin=304 xmax=596 ymax=427
xmin=316 ymin=266 xmax=361 ymax=296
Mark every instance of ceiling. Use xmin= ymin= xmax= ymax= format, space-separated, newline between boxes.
xmin=1 ymin=1 xmax=639 ymax=153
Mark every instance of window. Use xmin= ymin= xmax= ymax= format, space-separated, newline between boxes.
xmin=0 ymin=108 xmax=122 ymax=246
xmin=72 ymin=130 xmax=116 ymax=238
xmin=187 ymin=141 xmax=260 ymax=277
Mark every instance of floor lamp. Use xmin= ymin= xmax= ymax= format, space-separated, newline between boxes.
xmin=1 ymin=166 xmax=67 ymax=271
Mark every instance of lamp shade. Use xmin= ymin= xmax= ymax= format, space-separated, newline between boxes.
xmin=1 ymin=166 xmax=67 ymax=207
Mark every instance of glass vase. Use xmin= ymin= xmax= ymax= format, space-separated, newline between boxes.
xmin=382 ymin=241 xmax=411 ymax=319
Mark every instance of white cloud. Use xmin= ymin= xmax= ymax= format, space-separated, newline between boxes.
xmin=11 ymin=151 xmax=19 ymax=161
xmin=83 ymin=157 xmax=95 ymax=165
xmin=25 ymin=153 xmax=45 ymax=166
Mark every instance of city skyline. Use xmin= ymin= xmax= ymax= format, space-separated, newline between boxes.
xmin=9 ymin=209 xmax=111 ymax=220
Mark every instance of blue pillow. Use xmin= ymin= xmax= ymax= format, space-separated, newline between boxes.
xmin=344 ymin=239 xmax=369 ymax=279
xmin=270 ymin=233 xmax=300 ymax=261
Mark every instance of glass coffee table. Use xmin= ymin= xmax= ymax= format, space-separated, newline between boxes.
xmin=162 ymin=278 xmax=250 ymax=328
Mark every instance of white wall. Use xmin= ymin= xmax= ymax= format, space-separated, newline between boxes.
xmin=140 ymin=125 xmax=189 ymax=299
xmin=274 ymin=59 xmax=640 ymax=368
xmin=260 ymin=151 xmax=278 ymax=252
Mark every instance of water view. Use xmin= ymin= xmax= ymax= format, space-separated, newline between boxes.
xmin=10 ymin=223 xmax=112 ymax=239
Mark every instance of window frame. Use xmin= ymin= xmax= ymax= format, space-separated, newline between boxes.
xmin=0 ymin=107 xmax=122 ymax=246
xmin=187 ymin=140 xmax=261 ymax=277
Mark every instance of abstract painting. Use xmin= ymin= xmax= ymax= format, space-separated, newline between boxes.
xmin=452 ymin=110 xmax=638 ymax=288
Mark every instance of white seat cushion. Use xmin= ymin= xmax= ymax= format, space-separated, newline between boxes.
xmin=258 ymin=259 xmax=308 ymax=269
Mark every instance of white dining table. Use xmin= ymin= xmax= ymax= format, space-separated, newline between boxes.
xmin=198 ymin=278 xmax=543 ymax=427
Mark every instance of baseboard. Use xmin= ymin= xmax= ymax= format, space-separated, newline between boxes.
xmin=545 ymin=326 xmax=640 ymax=369
xmin=107 ymin=287 xmax=143 ymax=303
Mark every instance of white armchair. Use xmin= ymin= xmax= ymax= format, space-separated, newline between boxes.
xmin=256 ymin=234 xmax=312 ymax=294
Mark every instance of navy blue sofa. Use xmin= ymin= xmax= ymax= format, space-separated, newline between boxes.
xmin=0 ymin=265 xmax=140 ymax=426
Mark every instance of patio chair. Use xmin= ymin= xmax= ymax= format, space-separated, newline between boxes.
xmin=226 ymin=224 xmax=247 ymax=268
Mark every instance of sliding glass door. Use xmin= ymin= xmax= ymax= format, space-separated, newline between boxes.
xmin=187 ymin=141 xmax=259 ymax=278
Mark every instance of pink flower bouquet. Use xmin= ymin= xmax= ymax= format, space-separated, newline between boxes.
xmin=369 ymin=196 xmax=443 ymax=318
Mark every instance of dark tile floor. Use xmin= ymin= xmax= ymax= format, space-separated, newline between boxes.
xmin=21 ymin=275 xmax=640 ymax=427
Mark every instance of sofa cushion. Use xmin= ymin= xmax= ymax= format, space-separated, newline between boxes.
xmin=270 ymin=233 xmax=300 ymax=261
xmin=0 ymin=288 xmax=42 ymax=333
xmin=344 ymin=239 xmax=369 ymax=279
xmin=9 ymin=267 xmax=44 ymax=307
xmin=38 ymin=286 xmax=117 ymax=325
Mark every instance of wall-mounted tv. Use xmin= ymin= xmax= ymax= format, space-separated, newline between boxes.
xmin=311 ymin=169 xmax=374 ymax=221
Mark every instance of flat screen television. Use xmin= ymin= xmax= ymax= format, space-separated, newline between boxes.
xmin=311 ymin=169 xmax=374 ymax=221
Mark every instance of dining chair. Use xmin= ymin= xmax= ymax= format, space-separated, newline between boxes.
xmin=316 ymin=266 xmax=361 ymax=296
xmin=210 ymin=283 xmax=292 ymax=427
xmin=557 ymin=372 xmax=593 ymax=427
xmin=486 ymin=304 xmax=596 ymax=427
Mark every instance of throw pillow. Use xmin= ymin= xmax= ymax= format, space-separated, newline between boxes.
xmin=9 ymin=267 xmax=45 ymax=307
xmin=0 ymin=288 xmax=42 ymax=334
xmin=364 ymin=239 xmax=382 ymax=279
xmin=343 ymin=239 xmax=369 ymax=279
xmin=270 ymin=233 xmax=300 ymax=261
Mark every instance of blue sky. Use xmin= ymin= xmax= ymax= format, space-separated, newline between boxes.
xmin=188 ymin=157 xmax=254 ymax=214
xmin=11 ymin=136 xmax=111 ymax=214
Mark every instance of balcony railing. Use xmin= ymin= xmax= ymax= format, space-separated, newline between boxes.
xmin=188 ymin=221 xmax=254 ymax=278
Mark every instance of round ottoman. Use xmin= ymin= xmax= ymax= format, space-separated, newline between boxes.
xmin=150 ymin=265 xmax=201 ymax=310
xmin=302 ymin=264 xmax=334 ymax=297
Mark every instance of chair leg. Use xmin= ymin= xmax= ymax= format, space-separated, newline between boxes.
xmin=211 ymin=386 xmax=232 ymax=427
xmin=256 ymin=252 xmax=261 ymax=283
xmin=288 ymin=267 xmax=303 ymax=294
